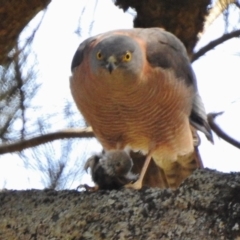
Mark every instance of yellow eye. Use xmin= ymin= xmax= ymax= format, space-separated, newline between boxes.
xmin=96 ymin=51 xmax=103 ymax=60
xmin=123 ymin=51 xmax=132 ymax=62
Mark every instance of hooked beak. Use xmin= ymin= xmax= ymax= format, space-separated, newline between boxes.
xmin=106 ymin=56 xmax=117 ymax=74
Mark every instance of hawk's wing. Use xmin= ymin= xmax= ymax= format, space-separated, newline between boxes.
xmin=131 ymin=28 xmax=213 ymax=143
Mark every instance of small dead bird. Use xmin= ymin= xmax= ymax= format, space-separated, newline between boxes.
xmin=79 ymin=150 xmax=138 ymax=191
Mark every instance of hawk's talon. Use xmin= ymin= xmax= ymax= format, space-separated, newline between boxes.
xmin=124 ymin=180 xmax=142 ymax=190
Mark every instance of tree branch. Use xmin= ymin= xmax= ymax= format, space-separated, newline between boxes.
xmin=191 ymin=29 xmax=240 ymax=62
xmin=208 ymin=112 xmax=240 ymax=149
xmin=1 ymin=169 xmax=240 ymax=239
xmin=0 ymin=127 xmax=95 ymax=155
xmin=2 ymin=113 xmax=240 ymax=156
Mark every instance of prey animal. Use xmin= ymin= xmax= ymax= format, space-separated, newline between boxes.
xmin=80 ymin=150 xmax=138 ymax=191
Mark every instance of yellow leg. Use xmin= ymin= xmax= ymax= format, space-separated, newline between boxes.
xmin=125 ymin=152 xmax=152 ymax=190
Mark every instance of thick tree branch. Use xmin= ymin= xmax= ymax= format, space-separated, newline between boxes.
xmin=1 ymin=169 xmax=240 ymax=239
xmin=208 ymin=112 xmax=240 ymax=149
xmin=0 ymin=127 xmax=95 ymax=155
xmin=191 ymin=29 xmax=240 ymax=62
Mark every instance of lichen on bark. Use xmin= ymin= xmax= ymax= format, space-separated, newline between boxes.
xmin=1 ymin=169 xmax=240 ymax=239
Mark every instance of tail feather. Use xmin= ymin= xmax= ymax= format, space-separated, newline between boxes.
xmin=190 ymin=93 xmax=214 ymax=143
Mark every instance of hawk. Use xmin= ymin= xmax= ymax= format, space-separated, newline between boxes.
xmin=70 ymin=28 xmax=213 ymax=189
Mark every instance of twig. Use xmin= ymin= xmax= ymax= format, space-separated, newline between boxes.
xmin=192 ymin=29 xmax=240 ymax=62
xmin=207 ymin=112 xmax=240 ymax=149
xmin=0 ymin=127 xmax=95 ymax=155
xmin=235 ymin=1 xmax=240 ymax=8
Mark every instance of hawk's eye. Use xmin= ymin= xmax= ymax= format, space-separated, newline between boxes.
xmin=96 ymin=51 xmax=103 ymax=60
xmin=122 ymin=51 xmax=132 ymax=62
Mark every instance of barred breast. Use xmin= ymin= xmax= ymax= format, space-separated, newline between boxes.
xmin=71 ymin=63 xmax=194 ymax=169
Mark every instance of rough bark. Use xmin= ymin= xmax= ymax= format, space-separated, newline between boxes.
xmin=114 ymin=0 xmax=211 ymax=56
xmin=1 ymin=169 xmax=240 ymax=239
xmin=0 ymin=0 xmax=51 ymax=65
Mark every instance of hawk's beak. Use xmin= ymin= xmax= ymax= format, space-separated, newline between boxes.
xmin=106 ymin=56 xmax=117 ymax=74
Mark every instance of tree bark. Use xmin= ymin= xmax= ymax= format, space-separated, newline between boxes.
xmin=1 ymin=169 xmax=240 ymax=239
xmin=0 ymin=0 xmax=51 ymax=65
xmin=114 ymin=0 xmax=211 ymax=56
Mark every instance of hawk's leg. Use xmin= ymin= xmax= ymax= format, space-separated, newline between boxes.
xmin=125 ymin=152 xmax=152 ymax=190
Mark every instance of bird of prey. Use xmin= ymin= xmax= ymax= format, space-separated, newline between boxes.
xmin=70 ymin=28 xmax=213 ymax=189
xmin=80 ymin=150 xmax=138 ymax=191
